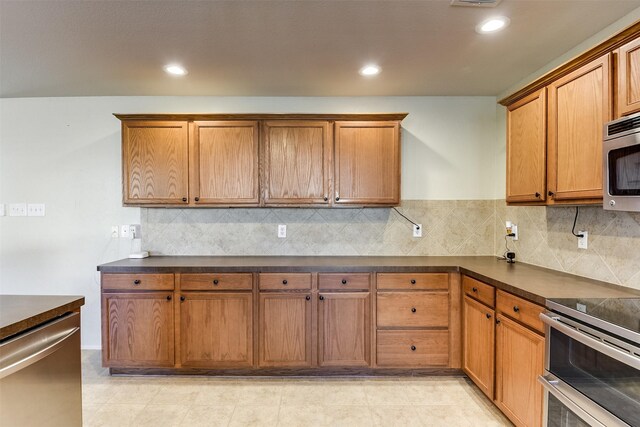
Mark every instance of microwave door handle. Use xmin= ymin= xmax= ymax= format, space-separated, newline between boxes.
xmin=540 ymin=313 xmax=640 ymax=370
xmin=539 ymin=375 xmax=623 ymax=427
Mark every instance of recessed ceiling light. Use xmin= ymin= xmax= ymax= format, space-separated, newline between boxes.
xmin=163 ymin=64 xmax=188 ymax=76
xmin=476 ymin=16 xmax=510 ymax=34
xmin=359 ymin=65 xmax=381 ymax=76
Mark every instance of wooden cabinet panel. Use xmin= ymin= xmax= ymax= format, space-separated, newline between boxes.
xmin=102 ymin=292 xmax=174 ymax=367
xmin=318 ymin=273 xmax=370 ymax=291
xmin=259 ymin=273 xmax=312 ymax=290
xmin=180 ymin=273 xmax=253 ymax=291
xmin=377 ymin=292 xmax=448 ymax=328
xmin=617 ymin=37 xmax=640 ymax=117
xmin=259 ymin=293 xmax=312 ymax=367
xmin=507 ymin=89 xmax=547 ymax=203
xmin=462 ymin=296 xmax=495 ymax=399
xmin=334 ymin=121 xmax=400 ymax=205
xmin=190 ymin=121 xmax=259 ymax=205
xmin=263 ymin=121 xmax=331 ymax=205
xmin=495 ymin=314 xmax=545 ymax=427
xmin=102 ymin=273 xmax=174 ymax=291
xmin=318 ymin=292 xmax=371 ymax=367
xmin=180 ymin=293 xmax=253 ymax=368
xmin=548 ymin=54 xmax=612 ymax=201
xmin=376 ymin=330 xmax=449 ymax=367
xmin=376 ymin=273 xmax=449 ymax=290
xmin=122 ymin=121 xmax=189 ymax=205
xmin=462 ymin=276 xmax=495 ymax=308
xmin=496 ymin=291 xmax=544 ymax=334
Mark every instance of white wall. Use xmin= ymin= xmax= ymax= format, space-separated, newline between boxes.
xmin=0 ymin=95 xmax=499 ymax=348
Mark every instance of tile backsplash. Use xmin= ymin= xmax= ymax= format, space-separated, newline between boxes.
xmin=141 ymin=200 xmax=640 ymax=291
xmin=141 ymin=200 xmax=496 ymax=257
xmin=495 ymin=201 xmax=640 ymax=291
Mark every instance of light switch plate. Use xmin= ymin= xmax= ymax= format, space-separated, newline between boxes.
xmin=27 ymin=203 xmax=45 ymax=216
xmin=9 ymin=203 xmax=27 ymax=216
xmin=111 ymin=226 xmax=119 ymax=239
xmin=0 ymin=204 xmax=5 ymax=216
xmin=121 ymin=224 xmax=131 ymax=239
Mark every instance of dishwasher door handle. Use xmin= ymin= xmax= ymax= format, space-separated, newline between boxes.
xmin=0 ymin=326 xmax=80 ymax=379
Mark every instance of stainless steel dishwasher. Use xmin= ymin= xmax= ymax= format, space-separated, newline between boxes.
xmin=0 ymin=312 xmax=82 ymax=426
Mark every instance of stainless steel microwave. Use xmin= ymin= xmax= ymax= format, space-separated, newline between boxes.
xmin=603 ymin=112 xmax=640 ymax=212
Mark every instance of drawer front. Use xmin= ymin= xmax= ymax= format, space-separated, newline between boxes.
xmin=377 ymin=292 xmax=449 ymax=328
xmin=181 ymin=273 xmax=253 ymax=291
xmin=259 ymin=273 xmax=312 ymax=290
xmin=102 ymin=273 xmax=174 ymax=291
xmin=377 ymin=330 xmax=449 ymax=367
xmin=318 ymin=273 xmax=370 ymax=291
xmin=496 ymin=290 xmax=544 ymax=334
xmin=463 ymin=276 xmax=495 ymax=308
xmin=377 ymin=273 xmax=449 ymax=290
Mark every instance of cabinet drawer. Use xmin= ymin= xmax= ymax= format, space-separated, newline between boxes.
xmin=496 ymin=290 xmax=544 ymax=334
xmin=259 ymin=273 xmax=312 ymax=290
xmin=181 ymin=273 xmax=252 ymax=291
xmin=102 ymin=273 xmax=174 ymax=291
xmin=318 ymin=273 xmax=370 ymax=290
xmin=377 ymin=292 xmax=449 ymax=328
xmin=377 ymin=330 xmax=449 ymax=367
xmin=463 ymin=276 xmax=495 ymax=308
xmin=377 ymin=273 xmax=448 ymax=290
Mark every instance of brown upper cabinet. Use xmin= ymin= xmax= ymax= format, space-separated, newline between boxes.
xmin=547 ymin=54 xmax=612 ymax=203
xmin=506 ymin=89 xmax=547 ymax=204
xmin=116 ymin=114 xmax=406 ymax=207
xmin=190 ymin=121 xmax=260 ymax=206
xmin=334 ymin=121 xmax=401 ymax=205
xmin=617 ymin=37 xmax=640 ymax=117
xmin=262 ymin=120 xmax=332 ymax=205
xmin=122 ymin=120 xmax=189 ymax=205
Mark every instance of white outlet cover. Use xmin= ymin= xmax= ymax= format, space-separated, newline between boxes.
xmin=413 ymin=224 xmax=422 ymax=238
xmin=578 ymin=231 xmax=588 ymax=249
xmin=278 ymin=224 xmax=287 ymax=238
xmin=9 ymin=203 xmax=27 ymax=216
xmin=111 ymin=226 xmax=119 ymax=239
xmin=121 ymin=224 xmax=130 ymax=238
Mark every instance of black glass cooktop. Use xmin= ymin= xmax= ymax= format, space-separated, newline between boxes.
xmin=548 ymin=297 xmax=640 ymax=339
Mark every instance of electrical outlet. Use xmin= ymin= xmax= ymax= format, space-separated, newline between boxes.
xmin=129 ymin=224 xmax=141 ymax=239
xmin=278 ymin=224 xmax=287 ymax=238
xmin=27 ymin=203 xmax=45 ymax=216
xmin=578 ymin=231 xmax=588 ymax=249
xmin=9 ymin=203 xmax=27 ymax=216
xmin=511 ymin=224 xmax=518 ymax=241
xmin=413 ymin=224 xmax=422 ymax=237
xmin=121 ymin=224 xmax=130 ymax=239
xmin=111 ymin=226 xmax=119 ymax=239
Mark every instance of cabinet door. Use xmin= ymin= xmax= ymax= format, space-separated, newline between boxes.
xmin=334 ymin=121 xmax=400 ymax=205
xmin=548 ymin=55 xmax=612 ymax=202
xmin=495 ymin=314 xmax=545 ymax=427
xmin=180 ymin=292 xmax=253 ymax=368
xmin=263 ymin=121 xmax=331 ymax=205
xmin=190 ymin=121 xmax=259 ymax=205
xmin=506 ymin=89 xmax=547 ymax=203
xmin=617 ymin=37 xmax=640 ymax=117
xmin=102 ymin=292 xmax=174 ymax=367
xmin=259 ymin=293 xmax=312 ymax=367
xmin=318 ymin=292 xmax=370 ymax=367
xmin=462 ymin=296 xmax=495 ymax=399
xmin=122 ymin=121 xmax=189 ymax=205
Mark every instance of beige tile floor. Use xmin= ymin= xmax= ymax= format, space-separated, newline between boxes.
xmin=81 ymin=351 xmax=512 ymax=427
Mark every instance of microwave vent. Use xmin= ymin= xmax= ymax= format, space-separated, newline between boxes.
xmin=450 ymin=0 xmax=501 ymax=7
xmin=607 ymin=115 xmax=640 ymax=137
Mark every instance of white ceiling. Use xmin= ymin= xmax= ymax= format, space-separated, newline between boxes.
xmin=1 ymin=0 xmax=639 ymax=98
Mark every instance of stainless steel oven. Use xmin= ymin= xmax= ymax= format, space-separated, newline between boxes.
xmin=540 ymin=299 xmax=640 ymax=427
xmin=603 ymin=112 xmax=640 ymax=212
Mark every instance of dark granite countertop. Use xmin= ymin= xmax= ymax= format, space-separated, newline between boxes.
xmin=0 ymin=295 xmax=85 ymax=341
xmin=98 ymin=256 xmax=640 ymax=305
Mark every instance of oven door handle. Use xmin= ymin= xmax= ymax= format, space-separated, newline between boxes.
xmin=540 ymin=312 xmax=640 ymax=370
xmin=539 ymin=374 xmax=628 ymax=427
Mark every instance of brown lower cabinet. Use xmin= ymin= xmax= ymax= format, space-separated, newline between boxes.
xmin=258 ymin=292 xmax=313 ymax=367
xmin=179 ymin=292 xmax=253 ymax=368
xmin=462 ymin=295 xmax=495 ymax=399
